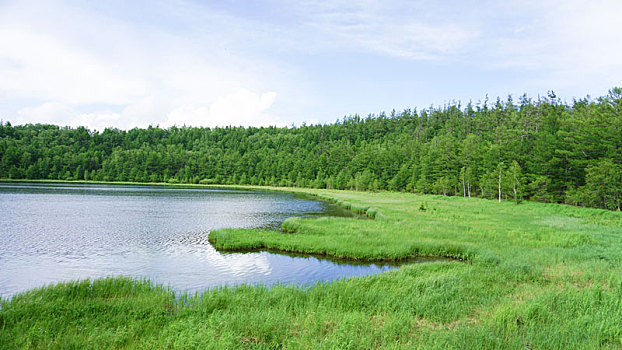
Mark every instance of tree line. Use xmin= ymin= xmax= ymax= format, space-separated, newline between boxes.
xmin=1 ymin=88 xmax=621 ymax=210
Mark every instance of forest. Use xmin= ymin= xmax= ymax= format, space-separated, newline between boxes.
xmin=1 ymin=88 xmax=621 ymax=210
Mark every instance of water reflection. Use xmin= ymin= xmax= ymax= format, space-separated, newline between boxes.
xmin=0 ymin=182 xmax=391 ymax=299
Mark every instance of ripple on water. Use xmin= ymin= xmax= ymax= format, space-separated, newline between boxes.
xmin=1 ymin=183 xmax=397 ymax=299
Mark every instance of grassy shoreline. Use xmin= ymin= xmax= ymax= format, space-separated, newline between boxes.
xmin=2 ymin=182 xmax=622 ymax=348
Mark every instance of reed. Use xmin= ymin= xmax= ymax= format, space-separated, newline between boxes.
xmin=2 ymin=188 xmax=622 ymax=348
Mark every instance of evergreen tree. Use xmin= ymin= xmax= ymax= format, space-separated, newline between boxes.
xmin=0 ymin=89 xmax=621 ymax=210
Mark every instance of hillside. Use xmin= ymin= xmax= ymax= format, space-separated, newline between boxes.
xmin=1 ymin=88 xmax=621 ymax=210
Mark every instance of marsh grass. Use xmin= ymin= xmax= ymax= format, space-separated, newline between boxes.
xmin=2 ymin=188 xmax=622 ymax=348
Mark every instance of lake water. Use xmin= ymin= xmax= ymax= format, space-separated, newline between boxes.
xmin=0 ymin=182 xmax=402 ymax=299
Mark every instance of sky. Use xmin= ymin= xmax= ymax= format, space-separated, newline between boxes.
xmin=0 ymin=0 xmax=621 ymax=130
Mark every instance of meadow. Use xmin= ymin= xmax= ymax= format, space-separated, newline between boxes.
xmin=2 ymin=186 xmax=621 ymax=349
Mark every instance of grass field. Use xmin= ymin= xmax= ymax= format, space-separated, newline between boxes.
xmin=2 ymin=186 xmax=622 ymax=349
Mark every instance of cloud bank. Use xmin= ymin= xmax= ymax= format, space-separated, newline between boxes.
xmin=1 ymin=0 xmax=620 ymax=130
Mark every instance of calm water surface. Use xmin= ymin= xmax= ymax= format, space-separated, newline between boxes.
xmin=0 ymin=182 xmax=400 ymax=299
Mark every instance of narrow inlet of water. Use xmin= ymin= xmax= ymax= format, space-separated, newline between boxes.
xmin=0 ymin=182 xmax=418 ymax=298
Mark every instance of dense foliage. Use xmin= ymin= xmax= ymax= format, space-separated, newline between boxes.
xmin=1 ymin=88 xmax=621 ymax=209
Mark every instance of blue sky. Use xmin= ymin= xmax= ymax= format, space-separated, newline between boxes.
xmin=1 ymin=0 xmax=621 ymax=130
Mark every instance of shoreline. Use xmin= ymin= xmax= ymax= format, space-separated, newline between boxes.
xmin=2 ymin=179 xmax=621 ymax=348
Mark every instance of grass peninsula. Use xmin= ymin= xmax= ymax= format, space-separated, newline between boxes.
xmin=1 ymin=185 xmax=621 ymax=348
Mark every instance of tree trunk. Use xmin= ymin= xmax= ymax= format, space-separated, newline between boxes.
xmin=498 ymin=168 xmax=502 ymax=203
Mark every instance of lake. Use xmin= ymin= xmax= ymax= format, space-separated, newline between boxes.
xmin=0 ymin=182 xmax=403 ymax=299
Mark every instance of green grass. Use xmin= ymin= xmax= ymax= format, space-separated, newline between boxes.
xmin=2 ymin=188 xmax=622 ymax=349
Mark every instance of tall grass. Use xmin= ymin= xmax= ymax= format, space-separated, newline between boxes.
xmin=2 ymin=189 xmax=622 ymax=348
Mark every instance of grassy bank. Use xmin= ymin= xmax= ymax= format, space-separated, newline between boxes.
xmin=2 ymin=188 xmax=622 ymax=348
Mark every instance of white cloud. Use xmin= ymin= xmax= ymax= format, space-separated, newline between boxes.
xmin=347 ymin=22 xmax=476 ymax=60
xmin=14 ymin=89 xmax=282 ymax=131
xmin=258 ymin=0 xmax=480 ymax=60
xmin=75 ymin=111 xmax=122 ymax=130
xmin=1 ymin=0 xmax=621 ymax=130
xmin=120 ymin=96 xmax=167 ymax=129
xmin=547 ymin=0 xmax=622 ymax=89
xmin=17 ymin=102 xmax=121 ymax=131
xmin=0 ymin=28 xmax=147 ymax=105
xmin=473 ymin=0 xmax=622 ymax=95
xmin=0 ymin=0 xmax=290 ymax=129
xmin=16 ymin=102 xmax=76 ymax=125
xmin=165 ymin=89 xmax=282 ymax=128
